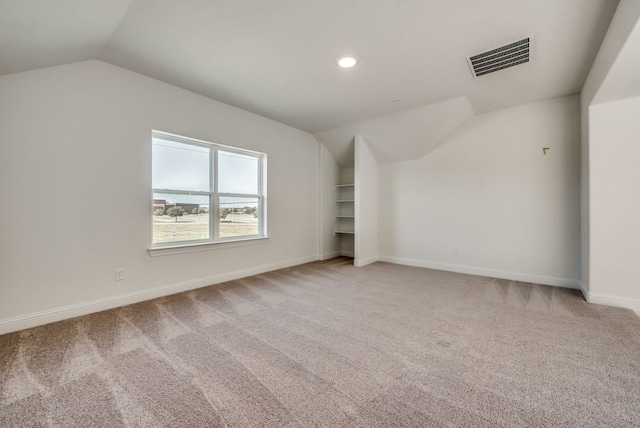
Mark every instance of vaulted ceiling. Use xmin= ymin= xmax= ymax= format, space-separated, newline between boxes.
xmin=0 ymin=0 xmax=619 ymax=165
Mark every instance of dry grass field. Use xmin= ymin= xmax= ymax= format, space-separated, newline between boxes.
xmin=153 ymin=213 xmax=258 ymax=243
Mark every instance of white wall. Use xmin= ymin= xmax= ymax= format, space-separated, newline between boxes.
xmin=379 ymin=96 xmax=581 ymax=287
xmin=580 ymin=101 xmax=591 ymax=292
xmin=341 ymin=168 xmax=354 ymax=185
xmin=339 ymin=235 xmax=355 ymax=258
xmin=582 ymin=0 xmax=640 ymax=107
xmin=0 ymin=60 xmax=321 ymax=333
xmin=580 ymin=0 xmax=640 ymax=313
xmin=585 ymin=0 xmax=640 ymax=106
xmin=320 ymin=143 xmax=340 ymax=259
xmin=588 ymin=96 xmax=640 ymax=312
xmin=354 ymin=135 xmax=379 ymax=267
xmin=581 ymin=0 xmax=640 ymax=294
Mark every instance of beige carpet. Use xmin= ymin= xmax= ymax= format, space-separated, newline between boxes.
xmin=1 ymin=257 xmax=640 ymax=427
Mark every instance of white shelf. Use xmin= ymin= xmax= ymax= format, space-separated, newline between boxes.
xmin=335 ymin=183 xmax=354 ymax=239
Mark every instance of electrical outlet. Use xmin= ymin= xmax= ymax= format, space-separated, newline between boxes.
xmin=115 ymin=269 xmax=124 ymax=281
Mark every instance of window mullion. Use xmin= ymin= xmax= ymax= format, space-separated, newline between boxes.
xmin=212 ymin=147 xmax=220 ymax=241
xmin=218 ymin=192 xmax=261 ymax=198
xmin=258 ymin=154 xmax=264 ymax=236
xmin=152 ymin=189 xmax=211 ymax=196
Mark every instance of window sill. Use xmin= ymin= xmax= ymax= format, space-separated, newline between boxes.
xmin=148 ymin=236 xmax=269 ymax=257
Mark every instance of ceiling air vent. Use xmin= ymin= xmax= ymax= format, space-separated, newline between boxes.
xmin=466 ymin=35 xmax=533 ymax=78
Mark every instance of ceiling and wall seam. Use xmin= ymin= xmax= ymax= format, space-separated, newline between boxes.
xmin=0 ymin=0 xmax=620 ymax=167
xmin=97 ymin=0 xmax=137 ymax=58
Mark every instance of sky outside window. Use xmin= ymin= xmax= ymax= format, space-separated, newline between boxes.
xmin=152 ymin=138 xmax=210 ymax=191
xmin=218 ymin=150 xmax=259 ymax=194
xmin=152 ymin=138 xmax=259 ymax=196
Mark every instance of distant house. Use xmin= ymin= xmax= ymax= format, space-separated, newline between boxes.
xmin=153 ymin=199 xmax=166 ymax=210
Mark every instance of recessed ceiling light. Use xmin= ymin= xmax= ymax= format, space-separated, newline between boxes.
xmin=337 ymin=56 xmax=357 ymax=68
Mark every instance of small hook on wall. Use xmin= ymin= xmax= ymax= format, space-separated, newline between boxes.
xmin=542 ymin=147 xmax=550 ymax=155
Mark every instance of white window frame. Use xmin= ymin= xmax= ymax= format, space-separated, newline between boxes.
xmin=150 ymin=130 xmax=267 ymax=252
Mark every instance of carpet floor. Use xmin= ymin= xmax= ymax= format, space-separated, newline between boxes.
xmin=1 ymin=257 xmax=639 ymax=427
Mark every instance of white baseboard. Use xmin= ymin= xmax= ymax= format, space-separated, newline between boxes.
xmin=378 ymin=256 xmax=581 ymax=290
xmin=578 ymin=281 xmax=589 ymax=302
xmin=354 ymin=256 xmax=379 ymax=267
xmin=587 ymin=292 xmax=640 ymax=316
xmin=320 ymin=251 xmax=341 ymax=261
xmin=0 ymin=255 xmax=318 ymax=335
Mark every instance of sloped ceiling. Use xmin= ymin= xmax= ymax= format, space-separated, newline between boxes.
xmin=0 ymin=0 xmax=132 ymax=74
xmin=315 ymin=97 xmax=474 ymax=166
xmin=591 ymin=3 xmax=640 ymax=105
xmin=0 ymin=0 xmax=620 ymax=166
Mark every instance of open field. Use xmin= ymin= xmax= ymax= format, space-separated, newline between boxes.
xmin=153 ymin=213 xmax=258 ymax=243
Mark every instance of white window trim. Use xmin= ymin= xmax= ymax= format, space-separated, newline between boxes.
xmin=148 ymin=235 xmax=270 ymax=257
xmin=151 ymin=130 xmax=267 ymax=251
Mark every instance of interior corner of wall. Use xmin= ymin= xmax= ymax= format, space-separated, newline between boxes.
xmin=419 ymin=121 xmax=470 ymax=159
xmin=579 ymin=281 xmax=589 ymax=302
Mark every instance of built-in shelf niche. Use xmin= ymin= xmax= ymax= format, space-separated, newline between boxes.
xmin=335 ymin=184 xmax=354 ymax=236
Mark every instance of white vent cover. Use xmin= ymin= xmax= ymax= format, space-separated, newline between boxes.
xmin=466 ymin=35 xmax=533 ymax=78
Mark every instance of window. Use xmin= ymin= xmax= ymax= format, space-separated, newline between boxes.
xmin=152 ymin=131 xmax=266 ymax=247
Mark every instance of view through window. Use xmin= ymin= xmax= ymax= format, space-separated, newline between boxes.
xmin=152 ymin=131 xmax=265 ymax=246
